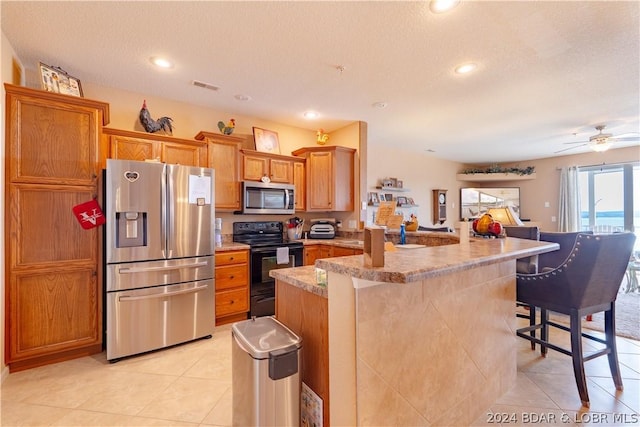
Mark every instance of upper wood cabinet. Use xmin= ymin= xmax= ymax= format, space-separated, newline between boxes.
xmin=101 ymin=128 xmax=207 ymax=168
xmin=293 ymin=159 xmax=306 ymax=211
xmin=195 ymin=131 xmax=244 ymax=211
xmin=292 ymin=146 xmax=356 ymax=212
xmin=6 ymin=85 xmax=109 ymax=186
xmin=4 ymin=84 xmax=109 ymax=371
xmin=241 ymin=149 xmax=293 ymax=183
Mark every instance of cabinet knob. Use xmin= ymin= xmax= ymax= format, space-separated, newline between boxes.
xmin=230 ymin=275 xmax=235 ymax=279
xmin=230 ymin=300 xmax=235 ymax=304
xmin=229 ymin=257 xmax=234 ymax=260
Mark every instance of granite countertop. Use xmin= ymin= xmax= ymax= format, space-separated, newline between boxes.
xmin=270 ymin=265 xmax=328 ymax=298
xmin=271 ymin=238 xmax=559 ymax=291
xmin=314 ymin=238 xmax=558 ymax=284
xmin=299 ymin=238 xmax=364 ymax=249
xmin=214 ymin=242 xmax=250 ymax=252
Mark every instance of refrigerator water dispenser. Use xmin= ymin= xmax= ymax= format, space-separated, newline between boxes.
xmin=116 ymin=211 xmax=147 ymax=247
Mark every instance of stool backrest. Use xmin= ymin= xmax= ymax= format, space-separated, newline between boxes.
xmin=538 ymin=231 xmax=592 ymax=271
xmin=541 ymin=233 xmax=635 ymax=308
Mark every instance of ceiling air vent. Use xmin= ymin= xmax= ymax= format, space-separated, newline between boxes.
xmin=192 ymin=80 xmax=220 ymax=91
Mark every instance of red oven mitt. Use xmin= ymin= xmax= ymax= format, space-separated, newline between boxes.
xmin=72 ymin=199 xmax=106 ymax=229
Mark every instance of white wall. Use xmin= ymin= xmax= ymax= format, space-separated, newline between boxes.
xmin=366 ymin=144 xmax=464 ymax=229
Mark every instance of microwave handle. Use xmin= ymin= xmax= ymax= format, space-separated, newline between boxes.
xmin=285 ymin=188 xmax=290 ymax=208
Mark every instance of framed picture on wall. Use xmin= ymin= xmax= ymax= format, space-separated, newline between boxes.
xmin=368 ymin=192 xmax=380 ymax=205
xmin=253 ymin=127 xmax=281 ymax=154
xmin=39 ymin=62 xmax=83 ymax=97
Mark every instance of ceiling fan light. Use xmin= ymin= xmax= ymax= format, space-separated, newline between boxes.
xmin=430 ymin=0 xmax=460 ymax=13
xmin=590 ymin=141 xmax=612 ymax=152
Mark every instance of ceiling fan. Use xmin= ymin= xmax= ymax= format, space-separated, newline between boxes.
xmin=555 ymin=125 xmax=640 ymax=154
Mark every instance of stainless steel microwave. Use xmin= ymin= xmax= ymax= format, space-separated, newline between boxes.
xmin=242 ymin=181 xmax=296 ymax=215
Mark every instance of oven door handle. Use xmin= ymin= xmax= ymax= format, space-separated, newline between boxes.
xmin=118 ymin=261 xmax=208 ymax=274
xmin=118 ymin=284 xmax=209 ymax=302
xmin=250 ymin=246 xmax=301 ymax=255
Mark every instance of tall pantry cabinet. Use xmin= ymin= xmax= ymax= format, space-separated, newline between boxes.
xmin=4 ymin=84 xmax=110 ymax=371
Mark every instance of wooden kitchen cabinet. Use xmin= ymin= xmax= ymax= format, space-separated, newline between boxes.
xmin=101 ymin=128 xmax=207 ymax=169
xmin=304 ymin=244 xmax=362 ymax=266
xmin=214 ymin=250 xmax=250 ymax=325
xmin=293 ymin=159 xmax=306 ymax=211
xmin=332 ymin=246 xmax=361 ymax=257
xmin=4 ymin=84 xmax=109 ymax=371
xmin=195 ymin=131 xmax=244 ymax=211
xmin=241 ymin=149 xmax=293 ymax=183
xmin=304 ymin=246 xmax=319 ymax=266
xmin=292 ymin=146 xmax=356 ymax=212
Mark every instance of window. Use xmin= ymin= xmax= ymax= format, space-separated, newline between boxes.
xmin=579 ymin=162 xmax=639 ymax=251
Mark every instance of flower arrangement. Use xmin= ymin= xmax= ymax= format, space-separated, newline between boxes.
xmin=461 ymin=164 xmax=535 ymax=176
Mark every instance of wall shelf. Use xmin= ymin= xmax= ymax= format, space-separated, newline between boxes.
xmin=375 ymin=186 xmax=410 ymax=192
xmin=456 ymin=173 xmax=536 ymax=182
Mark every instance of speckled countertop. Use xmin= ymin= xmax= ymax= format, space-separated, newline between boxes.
xmin=214 ymin=242 xmax=250 ymax=252
xmin=270 ymin=238 xmax=559 ymax=294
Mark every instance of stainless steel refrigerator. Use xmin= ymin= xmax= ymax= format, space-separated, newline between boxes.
xmin=105 ymin=159 xmax=215 ymax=361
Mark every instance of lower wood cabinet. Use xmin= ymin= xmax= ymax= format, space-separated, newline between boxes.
xmin=275 ymin=280 xmax=329 ymax=426
xmin=214 ymin=250 xmax=250 ymax=325
xmin=304 ymin=244 xmax=363 ymax=266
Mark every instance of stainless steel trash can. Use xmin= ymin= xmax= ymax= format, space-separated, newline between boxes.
xmin=232 ymin=316 xmax=302 ymax=427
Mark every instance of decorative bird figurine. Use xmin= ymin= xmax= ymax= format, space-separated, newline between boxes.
xmin=139 ymin=100 xmax=173 ymax=134
xmin=218 ymin=118 xmax=236 ymax=135
xmin=317 ymin=129 xmax=330 ymax=145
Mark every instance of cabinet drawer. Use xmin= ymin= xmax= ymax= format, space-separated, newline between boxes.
xmin=215 ymin=288 xmax=249 ymax=318
xmin=215 ymin=250 xmax=248 ymax=266
xmin=215 ymin=264 xmax=248 ymax=291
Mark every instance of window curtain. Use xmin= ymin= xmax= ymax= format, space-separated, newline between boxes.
xmin=558 ymin=166 xmax=580 ymax=231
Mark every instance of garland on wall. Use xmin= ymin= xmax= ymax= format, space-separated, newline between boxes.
xmin=461 ymin=164 xmax=535 ymax=176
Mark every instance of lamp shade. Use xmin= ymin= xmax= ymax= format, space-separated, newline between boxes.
xmin=486 ymin=206 xmax=523 ymax=226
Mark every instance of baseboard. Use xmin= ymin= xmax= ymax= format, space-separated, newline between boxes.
xmin=1 ymin=364 xmax=9 ymax=384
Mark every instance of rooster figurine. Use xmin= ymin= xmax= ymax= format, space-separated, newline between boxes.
xmin=317 ymin=129 xmax=330 ymax=145
xmin=218 ymin=118 xmax=235 ymax=135
xmin=139 ymin=100 xmax=173 ymax=134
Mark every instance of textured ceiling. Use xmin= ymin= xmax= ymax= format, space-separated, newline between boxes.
xmin=2 ymin=1 xmax=639 ymax=163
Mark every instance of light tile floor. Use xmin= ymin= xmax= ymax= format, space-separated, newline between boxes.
xmin=1 ymin=320 xmax=639 ymax=427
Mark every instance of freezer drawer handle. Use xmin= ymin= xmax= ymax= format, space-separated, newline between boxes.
xmin=118 ymin=284 xmax=209 ymax=302
xmin=118 ymin=261 xmax=208 ymax=274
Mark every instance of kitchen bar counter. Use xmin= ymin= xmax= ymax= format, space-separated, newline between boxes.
xmin=271 ymin=237 xmax=556 ymax=288
xmin=316 ymin=237 xmax=556 ymax=283
xmin=271 ymin=237 xmax=559 ymax=427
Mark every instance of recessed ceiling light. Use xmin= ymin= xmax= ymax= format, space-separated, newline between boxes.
xmin=304 ymin=111 xmax=319 ymax=119
xmin=372 ymin=102 xmax=388 ymax=109
xmin=455 ymin=63 xmax=477 ymax=74
xmin=150 ymin=56 xmax=173 ymax=69
xmin=235 ymin=94 xmax=252 ymax=101
xmin=429 ymin=0 xmax=460 ymax=14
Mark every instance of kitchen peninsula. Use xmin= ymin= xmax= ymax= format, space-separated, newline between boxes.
xmin=271 ymin=237 xmax=558 ymax=427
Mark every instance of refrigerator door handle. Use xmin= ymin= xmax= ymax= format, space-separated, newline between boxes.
xmin=118 ymin=261 xmax=209 ymax=274
xmin=118 ymin=284 xmax=209 ymax=302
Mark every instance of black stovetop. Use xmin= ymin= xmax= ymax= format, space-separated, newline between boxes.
xmin=232 ymin=221 xmax=303 ymax=248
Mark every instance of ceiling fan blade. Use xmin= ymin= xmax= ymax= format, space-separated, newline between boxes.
xmin=613 ymin=132 xmax=640 ymax=138
xmin=554 ymin=143 xmax=587 ymax=154
xmin=612 ymin=136 xmax=640 ymax=142
xmin=563 ymin=140 xmax=589 ymax=145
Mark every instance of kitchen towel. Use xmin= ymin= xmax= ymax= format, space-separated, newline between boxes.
xmin=276 ymin=247 xmax=290 ymax=265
